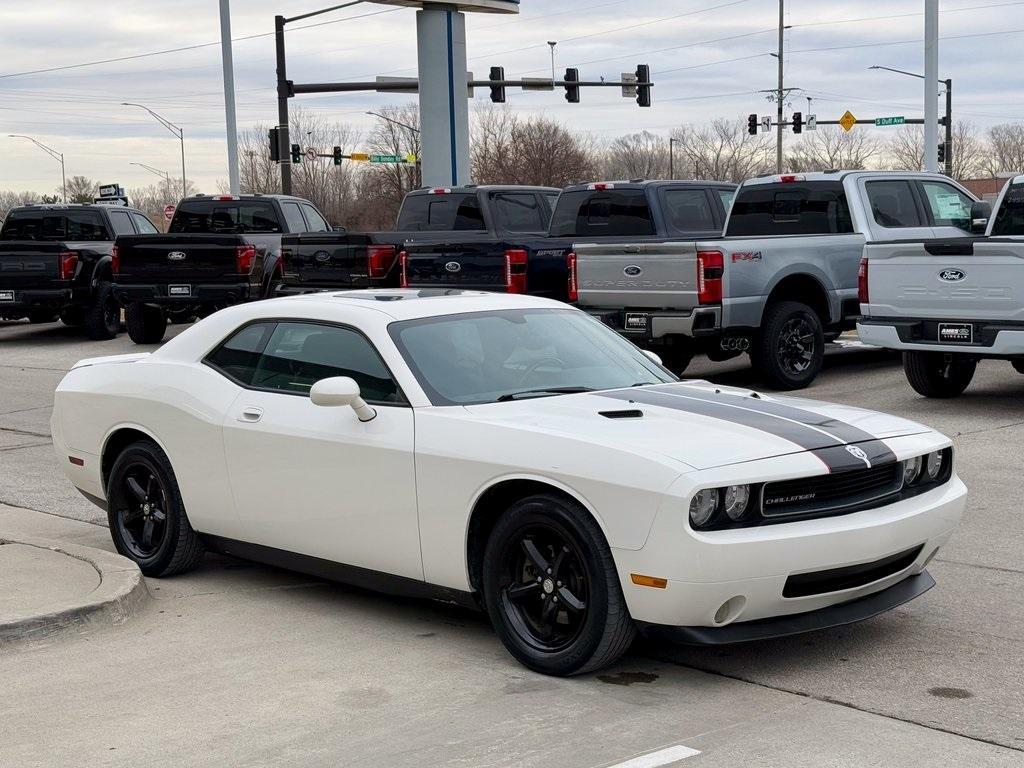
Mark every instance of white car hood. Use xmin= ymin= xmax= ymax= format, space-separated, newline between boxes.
xmin=465 ymin=381 xmax=931 ymax=471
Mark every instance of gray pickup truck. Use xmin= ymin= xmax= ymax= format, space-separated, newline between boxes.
xmin=574 ymin=171 xmax=981 ymax=389
xmin=857 ymin=177 xmax=1020 ymax=398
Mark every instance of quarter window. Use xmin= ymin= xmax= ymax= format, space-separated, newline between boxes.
xmin=205 ymin=322 xmax=276 ymax=386
xmin=920 ymin=181 xmax=973 ymax=231
xmin=866 ymin=180 xmax=923 ymax=228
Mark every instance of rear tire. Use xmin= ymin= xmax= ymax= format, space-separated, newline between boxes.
xmin=106 ymin=440 xmax=204 ymax=577
xmin=752 ymin=301 xmax=825 ymax=390
xmin=60 ymin=307 xmax=84 ymax=327
xmin=903 ymin=351 xmax=977 ymax=398
xmin=125 ymin=302 xmax=167 ymax=345
xmin=482 ymin=493 xmax=635 ymax=676
xmin=649 ymin=339 xmax=694 ymax=375
xmin=83 ymin=282 xmax=120 ymax=340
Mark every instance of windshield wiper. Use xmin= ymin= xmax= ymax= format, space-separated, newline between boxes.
xmin=496 ymin=386 xmax=594 ymax=402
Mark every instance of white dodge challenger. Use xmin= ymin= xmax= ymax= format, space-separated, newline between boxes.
xmin=53 ymin=290 xmax=965 ymax=675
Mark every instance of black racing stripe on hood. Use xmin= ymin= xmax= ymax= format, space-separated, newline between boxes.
xmin=602 ymin=387 xmax=897 ymax=472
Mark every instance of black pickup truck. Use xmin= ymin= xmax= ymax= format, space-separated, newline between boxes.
xmin=0 ymin=204 xmax=158 ymax=339
xmin=113 ymin=194 xmax=331 ymax=344
xmin=277 ymin=185 xmax=560 ymax=295
xmin=401 ymin=180 xmax=736 ymax=302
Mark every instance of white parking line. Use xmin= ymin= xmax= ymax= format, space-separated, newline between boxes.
xmin=605 ymin=744 xmax=701 ymax=768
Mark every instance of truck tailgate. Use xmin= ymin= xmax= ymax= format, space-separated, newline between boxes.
xmin=404 ymin=241 xmax=508 ymax=290
xmin=863 ymin=238 xmax=1024 ymax=323
xmin=0 ymin=241 xmax=65 ymax=287
xmin=116 ymin=234 xmax=244 ymax=282
xmin=282 ymin=233 xmax=398 ymax=288
xmin=575 ymin=241 xmax=701 ymax=310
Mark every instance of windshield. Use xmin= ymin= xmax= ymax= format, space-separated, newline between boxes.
xmin=389 ymin=308 xmax=675 ymax=405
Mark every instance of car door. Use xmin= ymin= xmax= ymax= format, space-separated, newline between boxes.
xmin=213 ymin=319 xmax=422 ymax=579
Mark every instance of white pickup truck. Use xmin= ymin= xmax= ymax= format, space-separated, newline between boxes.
xmin=574 ymin=171 xmax=982 ymax=390
xmin=857 ymin=177 xmax=1021 ymax=398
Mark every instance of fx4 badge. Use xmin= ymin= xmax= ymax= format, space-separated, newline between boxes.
xmin=731 ymin=251 xmax=762 ymax=262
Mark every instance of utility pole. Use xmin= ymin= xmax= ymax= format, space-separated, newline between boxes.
xmin=776 ymin=0 xmax=785 ymax=173
xmin=944 ymin=78 xmax=953 ymax=176
xmin=924 ymin=0 xmax=939 ymax=172
xmin=220 ymin=0 xmax=240 ymax=194
xmin=669 ymin=137 xmax=676 ymax=179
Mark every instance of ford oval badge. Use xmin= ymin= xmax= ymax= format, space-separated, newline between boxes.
xmin=939 ymin=268 xmax=966 ymax=282
xmin=167 ymin=251 xmax=186 ymax=261
xmin=623 ymin=265 xmax=643 ymax=277
xmin=314 ymin=250 xmax=331 ymax=263
xmin=445 ymin=261 xmax=462 ymax=274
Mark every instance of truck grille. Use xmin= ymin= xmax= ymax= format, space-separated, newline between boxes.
xmin=761 ymin=462 xmax=902 ymax=519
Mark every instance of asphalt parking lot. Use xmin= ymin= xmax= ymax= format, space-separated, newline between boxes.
xmin=1 ymin=319 xmax=1022 ymax=767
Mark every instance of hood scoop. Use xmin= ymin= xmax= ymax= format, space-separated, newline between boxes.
xmin=599 ymin=408 xmax=644 ymax=420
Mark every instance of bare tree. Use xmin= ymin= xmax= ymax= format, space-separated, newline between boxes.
xmin=64 ymin=175 xmax=98 ymax=204
xmin=602 ymin=131 xmax=669 ymax=180
xmin=670 ymin=118 xmax=773 ymax=182
xmin=356 ymin=105 xmax=422 ymax=230
xmin=787 ymin=127 xmax=880 ymax=172
xmin=982 ymin=123 xmax=1024 ymax=177
xmin=885 ymin=122 xmax=987 ymax=179
xmin=0 ymin=190 xmax=40 ymax=219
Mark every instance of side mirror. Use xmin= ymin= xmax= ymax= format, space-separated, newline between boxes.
xmin=970 ymin=201 xmax=991 ymax=234
xmin=642 ymin=349 xmax=663 ymax=366
xmin=309 ymin=376 xmax=376 ymax=422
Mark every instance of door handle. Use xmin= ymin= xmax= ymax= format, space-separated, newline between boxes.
xmin=238 ymin=406 xmax=264 ymax=423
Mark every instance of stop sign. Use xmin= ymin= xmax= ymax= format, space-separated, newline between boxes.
xmin=164 ymin=204 xmax=176 ymax=221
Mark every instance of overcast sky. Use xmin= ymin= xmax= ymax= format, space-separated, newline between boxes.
xmin=1 ymin=0 xmax=1022 ymax=193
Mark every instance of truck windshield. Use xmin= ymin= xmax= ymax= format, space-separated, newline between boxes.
xmin=549 ymin=189 xmax=656 ymax=237
xmin=0 ymin=209 xmax=108 ymax=241
xmin=726 ymin=181 xmax=854 ymax=236
xmin=170 ymin=200 xmax=282 ymax=234
xmin=397 ymin=193 xmax=486 ymax=231
xmin=389 ymin=308 xmax=674 ymax=406
xmin=991 ymin=182 xmax=1024 ymax=236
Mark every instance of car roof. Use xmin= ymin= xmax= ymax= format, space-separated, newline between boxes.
xmin=405 ymin=185 xmax=560 ymax=195
xmin=9 ymin=203 xmax=145 ymax=213
xmin=561 ymin=180 xmax=736 ymax=192
xmin=741 ymin=170 xmax=957 ymax=186
xmin=280 ymin=289 xmax=564 ymax=320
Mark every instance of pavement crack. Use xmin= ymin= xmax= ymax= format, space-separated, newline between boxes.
xmin=0 ymin=442 xmax=51 ymax=452
xmin=955 ymin=419 xmax=1024 ymax=438
xmin=0 ymin=427 xmax=51 ymax=439
xmin=0 ymin=405 xmax=52 ymax=417
xmin=934 ymin=557 xmax=1024 ymax=576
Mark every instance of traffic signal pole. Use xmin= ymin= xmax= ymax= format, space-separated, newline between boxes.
xmin=776 ymin=0 xmax=784 ymax=173
xmin=274 ymin=14 xmax=292 ymax=195
xmin=944 ymin=78 xmax=953 ymax=176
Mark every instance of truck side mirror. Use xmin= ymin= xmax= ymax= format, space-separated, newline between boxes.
xmin=970 ymin=201 xmax=991 ymax=234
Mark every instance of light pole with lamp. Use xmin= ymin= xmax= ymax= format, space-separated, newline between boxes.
xmin=869 ymin=65 xmax=952 ymax=176
xmin=130 ymin=161 xmax=174 ymax=202
xmin=9 ymin=135 xmax=66 ymax=202
xmin=366 ymin=111 xmax=422 ymax=187
xmin=547 ymin=41 xmax=557 ymax=82
xmin=122 ymin=103 xmax=187 ymax=198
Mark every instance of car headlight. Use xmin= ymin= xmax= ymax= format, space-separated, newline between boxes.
xmin=925 ymin=450 xmax=944 ymax=480
xmin=903 ymin=455 xmax=923 ymax=485
xmin=723 ymin=484 xmax=751 ymax=521
xmin=689 ymin=488 xmax=720 ymax=527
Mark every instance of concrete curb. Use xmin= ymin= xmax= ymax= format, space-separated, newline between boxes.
xmin=0 ymin=534 xmax=148 ymax=644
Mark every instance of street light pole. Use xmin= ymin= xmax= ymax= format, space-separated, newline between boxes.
xmin=219 ymin=0 xmax=240 ymax=194
xmin=366 ymin=111 xmax=421 ymax=134
xmin=123 ymin=102 xmax=187 ymax=198
xmin=869 ymin=65 xmax=953 ymax=176
xmin=130 ymin=161 xmax=173 ymax=201
xmin=776 ymin=0 xmax=784 ymax=173
xmin=547 ymin=41 xmax=557 ymax=82
xmin=9 ymin=134 xmax=66 ymax=202
xmin=669 ymin=137 xmax=676 ymax=179
xmin=924 ymin=0 xmax=939 ymax=173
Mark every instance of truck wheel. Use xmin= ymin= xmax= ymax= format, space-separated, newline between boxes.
xmin=60 ymin=306 xmax=84 ymax=327
xmin=482 ymin=494 xmax=635 ymax=676
xmin=752 ymin=301 xmax=824 ymax=390
xmin=83 ymin=282 xmax=121 ymax=340
xmin=27 ymin=309 xmax=57 ymax=324
xmin=904 ymin=352 xmax=976 ymax=398
xmin=125 ymin=302 xmax=167 ymax=345
xmin=1011 ymin=360 xmax=1024 ymax=375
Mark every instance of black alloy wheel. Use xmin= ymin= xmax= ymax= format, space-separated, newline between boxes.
xmin=84 ymin=281 xmax=120 ymax=340
xmin=752 ymin=301 xmax=825 ymax=390
xmin=777 ymin=316 xmax=817 ymax=377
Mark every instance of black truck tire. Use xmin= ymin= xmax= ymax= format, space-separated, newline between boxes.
xmin=125 ymin=302 xmax=167 ymax=345
xmin=60 ymin=306 xmax=85 ymax=327
xmin=751 ymin=301 xmax=825 ymax=390
xmin=83 ymin=282 xmax=121 ymax=340
xmin=1011 ymin=360 xmax=1024 ymax=375
xmin=904 ymin=352 xmax=977 ymax=398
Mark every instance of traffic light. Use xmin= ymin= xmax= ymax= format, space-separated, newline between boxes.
xmin=564 ymin=68 xmax=580 ymax=104
xmin=333 ymin=146 xmax=343 ymax=166
xmin=489 ymin=66 xmax=506 ymax=104
xmin=269 ymin=127 xmax=281 ymax=162
xmin=748 ymin=113 xmax=759 ymax=136
xmin=937 ymin=142 xmax=946 ymax=164
xmin=792 ymin=111 xmax=803 ymax=134
xmin=290 ymin=143 xmax=302 ymax=164
xmin=635 ymin=64 xmax=651 ymax=108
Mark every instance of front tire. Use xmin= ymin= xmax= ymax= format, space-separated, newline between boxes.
xmin=904 ymin=351 xmax=976 ymax=398
xmin=482 ymin=494 xmax=635 ymax=676
xmin=125 ymin=302 xmax=167 ymax=344
xmin=751 ymin=301 xmax=825 ymax=390
xmin=83 ymin=282 xmax=120 ymax=340
xmin=106 ymin=440 xmax=204 ymax=577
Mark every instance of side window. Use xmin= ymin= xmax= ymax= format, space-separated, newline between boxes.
xmin=205 ymin=322 xmax=276 ymax=385
xmin=299 ymin=203 xmax=330 ymax=232
xmin=65 ymin=210 xmax=109 ymax=240
xmin=866 ymin=181 xmax=923 ymax=228
xmin=717 ymin=188 xmax=735 ymax=214
xmin=920 ymin=181 xmax=973 ymax=231
xmin=662 ymin=188 xmax=717 ymax=232
xmin=129 ymin=212 xmax=159 ymax=234
xmin=280 ymin=202 xmax=307 ymax=233
xmin=251 ymin=322 xmax=400 ymax=403
xmin=107 ymin=209 xmax=135 ymax=236
xmin=490 ymin=192 xmax=547 ymax=233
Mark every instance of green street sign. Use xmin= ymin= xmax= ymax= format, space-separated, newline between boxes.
xmin=874 ymin=116 xmax=906 ymax=127
xmin=370 ymin=154 xmax=403 ymax=164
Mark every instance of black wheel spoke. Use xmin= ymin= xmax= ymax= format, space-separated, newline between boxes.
xmin=151 ymin=507 xmax=167 ymax=523
xmin=550 ymin=547 xmax=567 ymax=578
xmin=540 ymin=596 xmax=559 ymax=625
xmin=141 ymin=519 xmax=155 ymax=548
xmin=126 ymin=477 xmax=147 ymax=502
xmin=521 ymin=538 xmax=550 ymax=574
xmin=506 ymin=581 xmax=540 ymax=601
xmin=557 ymin=586 xmax=585 ymax=612
xmin=120 ymin=506 xmax=141 ymax=523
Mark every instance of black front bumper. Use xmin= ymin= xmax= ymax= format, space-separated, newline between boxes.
xmin=636 ymin=571 xmax=935 ymax=645
xmin=0 ymin=287 xmax=72 ymax=313
xmin=113 ymin=281 xmax=252 ymax=306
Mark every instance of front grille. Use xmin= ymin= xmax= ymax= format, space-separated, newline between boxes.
xmin=762 ymin=462 xmax=902 ymax=519
xmin=783 ymin=545 xmax=924 ymax=598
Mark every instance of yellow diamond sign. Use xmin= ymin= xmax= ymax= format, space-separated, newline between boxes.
xmin=839 ymin=110 xmax=857 ymax=133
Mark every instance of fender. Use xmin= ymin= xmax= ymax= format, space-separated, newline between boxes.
xmin=89 ymin=255 xmax=114 ymax=290
xmin=759 ymin=266 xmax=838 ymax=325
xmin=260 ymin=249 xmax=284 ymax=298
